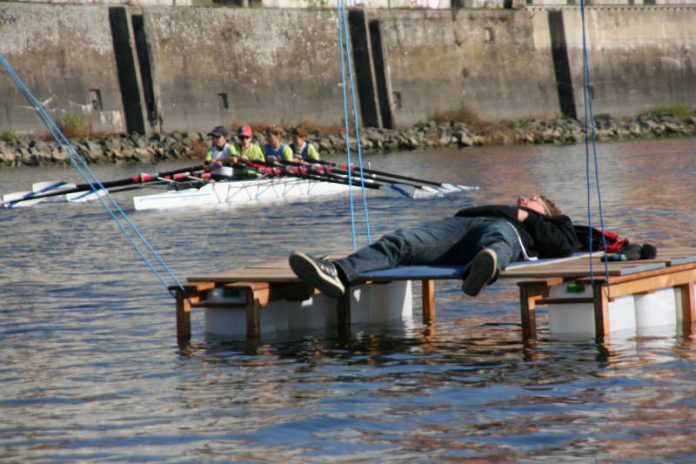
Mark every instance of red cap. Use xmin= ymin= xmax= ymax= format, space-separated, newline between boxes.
xmin=238 ymin=124 xmax=253 ymax=137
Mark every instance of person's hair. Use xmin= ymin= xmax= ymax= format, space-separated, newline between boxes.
xmin=539 ymin=194 xmax=562 ymax=216
xmin=290 ymin=126 xmax=308 ymax=138
xmin=265 ymin=124 xmax=284 ymax=138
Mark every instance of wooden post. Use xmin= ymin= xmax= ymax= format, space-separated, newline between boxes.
xmin=240 ymin=282 xmax=271 ymax=339
xmin=421 ymin=279 xmax=435 ymax=324
xmin=245 ymin=289 xmax=261 ymax=339
xmin=518 ymin=283 xmax=544 ymax=341
xmin=175 ymin=290 xmax=192 ymax=342
xmin=593 ymin=283 xmax=610 ymax=338
xmin=337 ymin=291 xmax=351 ymax=326
xmin=679 ymin=282 xmax=695 ymax=334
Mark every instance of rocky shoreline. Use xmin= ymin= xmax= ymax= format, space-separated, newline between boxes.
xmin=1 ymin=113 xmax=695 ymax=168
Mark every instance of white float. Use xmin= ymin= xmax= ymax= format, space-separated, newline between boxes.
xmin=203 ymin=281 xmax=413 ymax=339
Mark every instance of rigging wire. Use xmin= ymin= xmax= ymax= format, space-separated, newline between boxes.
xmin=337 ymin=0 xmax=372 ymax=250
xmin=339 ymin=1 xmax=372 ymax=245
xmin=1 ymin=55 xmax=186 ymax=297
xmin=336 ymin=0 xmax=358 ymax=250
xmin=578 ymin=2 xmax=612 ymax=296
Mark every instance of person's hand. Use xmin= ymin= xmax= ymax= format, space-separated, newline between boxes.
xmin=517 ymin=208 xmax=529 ymax=222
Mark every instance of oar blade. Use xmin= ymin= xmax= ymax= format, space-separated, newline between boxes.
xmin=384 ymin=184 xmax=441 ymax=199
xmin=2 ymin=191 xmax=44 ymax=208
xmin=440 ymin=183 xmax=479 ymax=192
xmin=32 ymin=181 xmax=75 ymax=193
xmin=66 ymin=188 xmax=108 ymax=203
xmin=2 ymin=180 xmax=78 ymax=208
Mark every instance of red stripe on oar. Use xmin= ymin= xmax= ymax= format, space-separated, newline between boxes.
xmin=172 ymin=172 xmax=188 ymax=181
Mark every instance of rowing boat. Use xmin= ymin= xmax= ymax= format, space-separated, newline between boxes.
xmin=132 ymin=176 xmax=359 ymax=211
xmin=2 ymin=164 xmax=478 ymax=210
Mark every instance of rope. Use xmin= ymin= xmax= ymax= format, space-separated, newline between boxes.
xmin=339 ymin=1 xmax=372 ymax=245
xmin=578 ymin=3 xmax=612 ymax=296
xmin=336 ymin=0 xmax=372 ymax=249
xmin=1 ymin=55 xmax=187 ymax=298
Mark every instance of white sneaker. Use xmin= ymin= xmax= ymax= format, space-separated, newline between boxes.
xmin=461 ymin=248 xmax=497 ymax=297
xmin=289 ymin=251 xmax=346 ymax=298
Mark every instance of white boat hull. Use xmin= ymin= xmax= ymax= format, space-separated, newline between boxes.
xmin=132 ymin=177 xmax=356 ymax=211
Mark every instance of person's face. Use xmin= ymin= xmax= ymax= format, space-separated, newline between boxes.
xmin=518 ymin=195 xmax=549 ymax=215
xmin=292 ymin=134 xmax=305 ymax=146
xmin=267 ymin=132 xmax=280 ymax=147
xmin=238 ymin=135 xmax=251 ymax=147
xmin=213 ymin=134 xmax=227 ymax=148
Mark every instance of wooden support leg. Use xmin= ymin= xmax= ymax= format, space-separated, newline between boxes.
xmin=421 ymin=279 xmax=435 ymax=324
xmin=176 ymin=290 xmax=192 ymax=343
xmin=245 ymin=288 xmax=261 ymax=339
xmin=593 ymin=283 xmax=610 ymax=339
xmin=337 ymin=290 xmax=351 ymax=337
xmin=679 ymin=282 xmax=695 ymax=335
xmin=519 ymin=284 xmax=544 ymax=341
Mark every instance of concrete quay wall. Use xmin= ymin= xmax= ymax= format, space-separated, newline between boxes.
xmin=1 ymin=3 xmax=696 ymax=136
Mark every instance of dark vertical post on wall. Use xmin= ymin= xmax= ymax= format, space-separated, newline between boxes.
xmin=348 ymin=9 xmax=381 ymax=128
xmin=548 ymin=10 xmax=577 ymax=120
xmin=109 ymin=7 xmax=146 ymax=135
xmin=131 ymin=14 xmax=158 ymax=131
xmin=369 ymin=20 xmax=395 ymax=129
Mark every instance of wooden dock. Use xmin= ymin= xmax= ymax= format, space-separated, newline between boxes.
xmin=171 ymin=248 xmax=696 ymax=342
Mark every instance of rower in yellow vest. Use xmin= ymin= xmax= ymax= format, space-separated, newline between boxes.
xmin=232 ymin=124 xmax=265 ymax=179
xmin=289 ymin=126 xmax=320 ymax=164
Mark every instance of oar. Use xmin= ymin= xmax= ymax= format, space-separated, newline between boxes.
xmin=245 ymin=162 xmax=384 ymax=190
xmin=311 ymin=159 xmax=477 ymax=192
xmin=282 ymin=160 xmax=444 ymax=195
xmin=245 ymin=162 xmax=422 ymax=199
xmin=2 ymin=164 xmax=205 ymax=208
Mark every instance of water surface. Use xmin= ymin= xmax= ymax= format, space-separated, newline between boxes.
xmin=0 ymin=137 xmax=695 ymax=462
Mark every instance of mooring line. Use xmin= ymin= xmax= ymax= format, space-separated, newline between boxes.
xmin=578 ymin=2 xmax=612 ymax=297
xmin=337 ymin=0 xmax=372 ymax=250
xmin=1 ymin=55 xmax=187 ymax=298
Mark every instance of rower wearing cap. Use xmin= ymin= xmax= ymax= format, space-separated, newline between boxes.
xmin=289 ymin=126 xmax=320 ymax=164
xmin=204 ymin=125 xmax=239 ymax=180
xmin=231 ymin=124 xmax=265 ymax=179
xmin=264 ymin=124 xmax=294 ymax=165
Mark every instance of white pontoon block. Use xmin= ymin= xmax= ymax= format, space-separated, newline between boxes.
xmin=547 ymin=285 xmax=635 ymax=338
xmin=203 ymin=281 xmax=413 ymax=339
xmin=547 ymin=284 xmax=688 ymax=339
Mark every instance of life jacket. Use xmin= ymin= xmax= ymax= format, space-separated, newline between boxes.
xmin=573 ymin=225 xmax=630 ymax=253
xmin=265 ymin=143 xmax=287 ymax=163
xmin=290 ymin=142 xmax=309 ymax=160
xmin=207 ymin=143 xmax=233 ymax=161
xmin=206 ymin=144 xmax=234 ymax=177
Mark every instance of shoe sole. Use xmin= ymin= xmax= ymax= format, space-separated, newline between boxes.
xmin=462 ymin=249 xmax=497 ymax=297
xmin=289 ymin=252 xmax=345 ymax=298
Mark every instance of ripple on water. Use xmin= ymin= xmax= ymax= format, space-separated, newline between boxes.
xmin=0 ymin=138 xmax=695 ymax=462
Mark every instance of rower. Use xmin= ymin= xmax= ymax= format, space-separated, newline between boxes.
xmin=231 ymin=124 xmax=265 ymax=179
xmin=289 ymin=126 xmax=320 ymax=165
xmin=264 ymin=124 xmax=294 ymax=165
xmin=204 ymin=126 xmax=238 ymax=180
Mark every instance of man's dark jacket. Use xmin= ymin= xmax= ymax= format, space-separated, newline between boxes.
xmin=454 ymin=205 xmax=580 ymax=259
